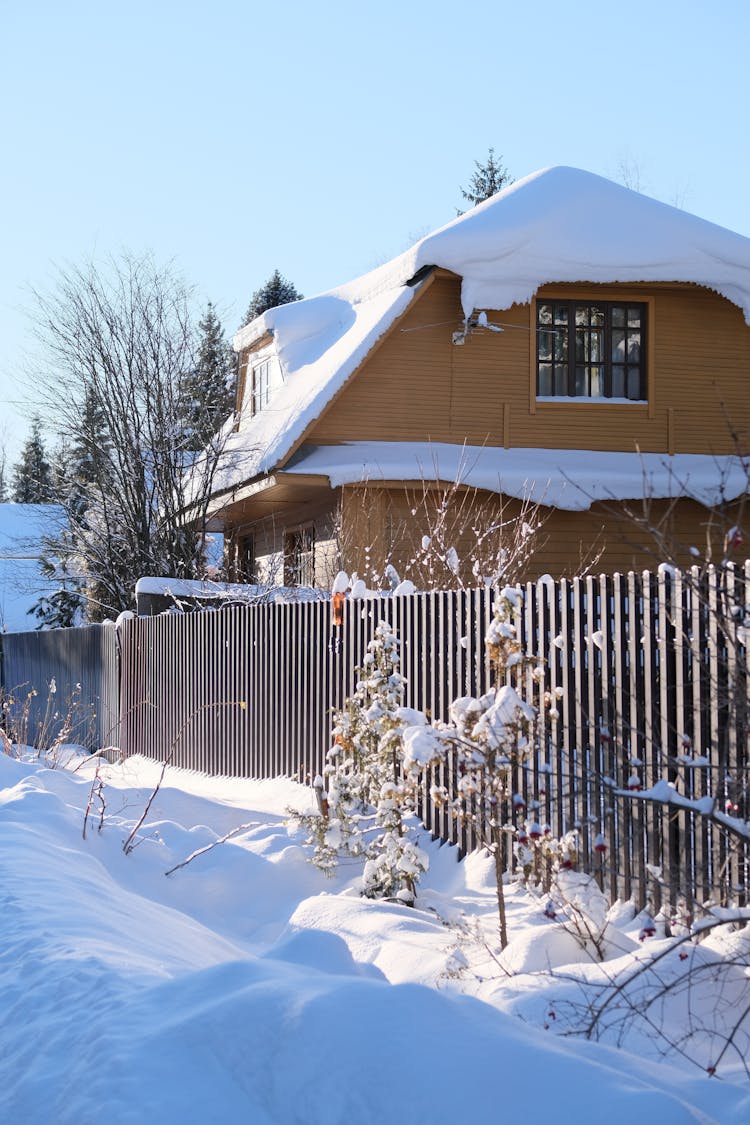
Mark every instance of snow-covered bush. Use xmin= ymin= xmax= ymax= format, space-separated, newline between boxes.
xmin=292 ymin=621 xmax=434 ymax=903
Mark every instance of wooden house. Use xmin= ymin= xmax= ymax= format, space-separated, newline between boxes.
xmin=208 ymin=167 xmax=750 ymax=588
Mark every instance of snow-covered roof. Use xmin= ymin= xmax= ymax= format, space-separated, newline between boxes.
xmin=217 ymin=166 xmax=750 ymax=492
xmin=283 ymin=441 xmax=750 ymax=512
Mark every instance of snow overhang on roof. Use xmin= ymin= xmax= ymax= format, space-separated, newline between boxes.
xmin=217 ymin=166 xmax=750 ymax=493
xmin=282 ymin=442 xmax=750 ymax=512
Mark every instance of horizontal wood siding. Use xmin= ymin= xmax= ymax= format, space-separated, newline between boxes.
xmin=340 ymin=486 xmax=741 ymax=584
xmin=307 ymin=276 xmax=750 ymax=456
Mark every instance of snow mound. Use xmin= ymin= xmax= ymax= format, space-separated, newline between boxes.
xmin=1 ymin=753 xmax=748 ymax=1122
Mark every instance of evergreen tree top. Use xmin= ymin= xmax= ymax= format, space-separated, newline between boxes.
xmin=12 ymin=415 xmax=54 ymax=505
xmin=460 ymin=148 xmax=513 ymax=209
xmin=244 ymin=270 xmax=303 ymax=326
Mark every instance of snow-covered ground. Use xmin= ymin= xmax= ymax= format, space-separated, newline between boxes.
xmin=2 ymin=749 xmax=748 ymax=1123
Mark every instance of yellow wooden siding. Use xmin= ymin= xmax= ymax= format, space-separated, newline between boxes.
xmin=342 ymin=484 xmax=743 ymax=583
xmin=306 ymin=276 xmax=750 ymax=456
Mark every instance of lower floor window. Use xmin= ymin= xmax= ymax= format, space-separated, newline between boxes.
xmin=537 ymin=300 xmax=646 ymax=400
xmin=237 ymin=534 xmax=255 ymax=582
xmin=284 ymin=525 xmax=315 ymax=586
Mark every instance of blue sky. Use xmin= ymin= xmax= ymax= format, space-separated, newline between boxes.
xmin=1 ymin=0 xmax=748 ymax=460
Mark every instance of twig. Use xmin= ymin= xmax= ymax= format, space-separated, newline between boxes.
xmin=82 ymin=763 xmax=106 ymax=839
xmin=122 ymin=700 xmax=244 ymax=855
xmin=164 ymin=821 xmax=263 ymax=876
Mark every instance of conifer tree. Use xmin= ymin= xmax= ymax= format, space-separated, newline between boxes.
xmin=180 ymin=302 xmax=235 ymax=449
xmin=12 ymin=416 xmax=54 ymax=503
xmin=459 ymin=148 xmax=513 ymax=209
xmin=65 ymin=387 xmax=113 ymax=517
xmin=244 ymin=270 xmax=303 ymax=326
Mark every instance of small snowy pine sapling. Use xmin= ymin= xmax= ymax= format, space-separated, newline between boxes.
xmin=292 ymin=622 xmax=433 ymax=903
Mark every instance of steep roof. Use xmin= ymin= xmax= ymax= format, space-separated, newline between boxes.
xmin=216 ymin=166 xmax=750 ymax=493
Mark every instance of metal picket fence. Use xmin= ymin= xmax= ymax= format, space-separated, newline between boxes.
xmin=2 ymin=565 xmax=749 ymax=909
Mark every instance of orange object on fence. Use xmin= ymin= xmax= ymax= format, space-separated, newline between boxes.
xmin=332 ymin=591 xmax=346 ymax=627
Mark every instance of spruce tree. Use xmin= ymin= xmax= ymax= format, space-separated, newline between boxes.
xmin=64 ymin=388 xmax=113 ymax=516
xmin=244 ymin=270 xmax=303 ymax=326
xmin=11 ymin=416 xmax=54 ymax=503
xmin=180 ymin=302 xmax=235 ymax=449
xmin=460 ymin=148 xmax=513 ymax=209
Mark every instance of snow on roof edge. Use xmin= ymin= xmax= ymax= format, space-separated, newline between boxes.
xmin=283 ymin=442 xmax=750 ymax=512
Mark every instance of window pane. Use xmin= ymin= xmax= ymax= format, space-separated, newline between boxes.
xmin=575 ymin=306 xmax=588 ymax=326
xmin=538 ymin=364 xmax=552 ymax=395
xmin=538 ymin=304 xmax=553 ymax=325
xmin=628 ymin=306 xmax=641 ymax=327
xmin=589 ymin=330 xmax=603 ymax=362
xmin=590 ymin=306 xmax=605 ymax=327
xmin=554 ymin=304 xmax=568 ymax=325
xmin=575 ymin=365 xmax=587 ymax=395
xmin=554 ymin=366 xmax=568 ymax=395
xmin=612 ymin=329 xmax=625 ymax=362
xmin=589 ymin=367 xmax=602 ymax=396
xmin=538 ymin=330 xmax=553 ymax=361
xmin=575 ymin=330 xmax=586 ymax=362
xmin=627 ymin=369 xmax=642 ymax=399
xmin=611 ymin=306 xmax=626 ymax=327
xmin=627 ymin=331 xmax=641 ymax=361
xmin=611 ymin=365 xmax=625 ymax=397
xmin=554 ymin=330 xmax=567 ymax=361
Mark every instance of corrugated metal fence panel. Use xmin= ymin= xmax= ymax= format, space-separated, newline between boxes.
xmin=0 ymin=623 xmax=119 ymax=750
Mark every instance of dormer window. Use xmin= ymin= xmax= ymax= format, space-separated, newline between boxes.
xmin=236 ymin=347 xmax=281 ymax=425
xmin=251 ymin=358 xmax=272 ymax=416
xmin=536 ymin=300 xmax=646 ymax=401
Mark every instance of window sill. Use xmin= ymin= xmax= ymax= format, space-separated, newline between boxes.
xmin=536 ymin=396 xmax=648 ymax=406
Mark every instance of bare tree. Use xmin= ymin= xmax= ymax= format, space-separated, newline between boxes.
xmin=29 ymin=253 xmax=232 ymax=621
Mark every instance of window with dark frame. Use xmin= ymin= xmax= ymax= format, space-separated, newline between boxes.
xmin=284 ymin=525 xmax=315 ymax=587
xmin=238 ymin=534 xmax=255 ymax=582
xmin=536 ymin=300 xmax=646 ymax=400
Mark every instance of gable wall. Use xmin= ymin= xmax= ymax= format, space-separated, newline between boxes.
xmin=306 ymin=276 xmax=750 ymax=456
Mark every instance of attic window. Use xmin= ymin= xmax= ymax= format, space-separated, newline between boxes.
xmin=251 ymin=358 xmax=272 ymax=416
xmin=536 ymin=301 xmax=646 ymax=401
